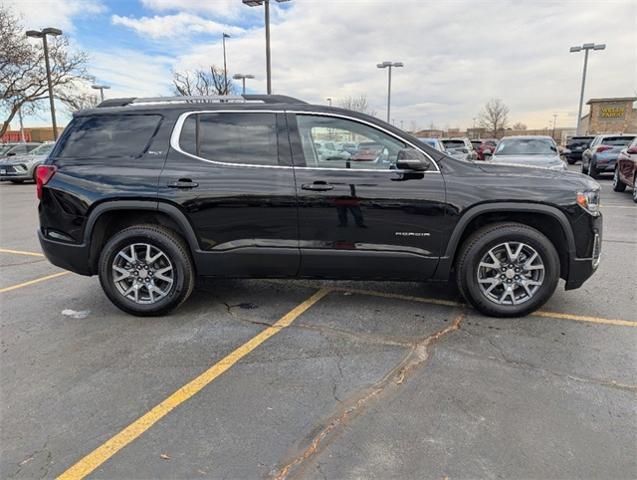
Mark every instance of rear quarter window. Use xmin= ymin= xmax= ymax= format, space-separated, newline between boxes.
xmin=55 ymin=114 xmax=162 ymax=159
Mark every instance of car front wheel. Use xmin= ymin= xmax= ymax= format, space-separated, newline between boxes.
xmin=98 ymin=225 xmax=194 ymax=316
xmin=456 ymin=223 xmax=560 ymax=317
xmin=633 ymin=175 xmax=637 ymax=203
xmin=613 ymin=167 xmax=626 ymax=192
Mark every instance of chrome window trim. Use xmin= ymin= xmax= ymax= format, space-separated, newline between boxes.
xmin=169 ymin=109 xmax=441 ymax=173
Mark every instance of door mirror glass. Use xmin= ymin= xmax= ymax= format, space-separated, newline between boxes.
xmin=396 ymin=148 xmax=431 ymax=171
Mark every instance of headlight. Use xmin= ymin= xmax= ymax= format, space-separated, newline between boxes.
xmin=576 ymin=190 xmax=600 ymax=216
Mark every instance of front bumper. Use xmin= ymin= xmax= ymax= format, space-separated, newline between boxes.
xmin=0 ymin=163 xmax=33 ymax=181
xmin=565 ymin=221 xmax=602 ymax=290
xmin=38 ymin=229 xmax=92 ymax=276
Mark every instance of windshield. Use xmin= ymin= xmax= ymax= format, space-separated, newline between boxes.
xmin=495 ymin=138 xmax=556 ymax=155
xmin=602 ymin=136 xmax=635 ymax=147
xmin=28 ymin=143 xmax=54 ymax=156
xmin=0 ymin=145 xmax=13 ymax=155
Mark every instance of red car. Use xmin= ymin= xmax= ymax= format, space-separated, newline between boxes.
xmin=470 ymin=139 xmax=497 ymax=160
xmin=613 ymin=137 xmax=637 ymax=202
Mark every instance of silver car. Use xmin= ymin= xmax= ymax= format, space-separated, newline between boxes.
xmin=489 ymin=136 xmax=567 ymax=170
xmin=0 ymin=142 xmax=55 ymax=183
xmin=440 ymin=138 xmax=477 ymax=160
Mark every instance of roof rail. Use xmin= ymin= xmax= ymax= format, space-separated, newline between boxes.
xmin=97 ymin=94 xmax=308 ymax=108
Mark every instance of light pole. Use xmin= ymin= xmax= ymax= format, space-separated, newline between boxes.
xmin=222 ymin=33 xmax=231 ymax=93
xmin=233 ymin=74 xmax=255 ymax=95
xmin=377 ymin=61 xmax=403 ymax=123
xmin=242 ymin=0 xmax=290 ymax=95
xmin=26 ymin=27 xmax=62 ymax=140
xmin=91 ymin=84 xmax=110 ymax=102
xmin=570 ymin=43 xmax=605 ymax=134
xmin=551 ymin=113 xmax=558 ymax=140
xmin=326 ymin=97 xmax=332 ymax=106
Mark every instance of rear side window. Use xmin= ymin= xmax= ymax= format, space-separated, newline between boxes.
xmin=601 ymin=136 xmax=635 ymax=146
xmin=179 ymin=112 xmax=279 ymax=166
xmin=56 ymin=114 xmax=162 ymax=158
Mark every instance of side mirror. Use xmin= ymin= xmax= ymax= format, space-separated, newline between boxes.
xmin=7 ymin=152 xmax=16 ymax=157
xmin=482 ymin=150 xmax=493 ymax=159
xmin=396 ymin=148 xmax=431 ymax=171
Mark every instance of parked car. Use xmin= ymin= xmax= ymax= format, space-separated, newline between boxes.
xmin=339 ymin=142 xmax=359 ymax=155
xmin=613 ymin=137 xmax=637 ymax=202
xmin=488 ymin=136 xmax=567 ymax=170
xmin=37 ymin=94 xmax=601 ymax=318
xmin=0 ymin=142 xmax=55 ymax=183
xmin=581 ymin=134 xmax=636 ymax=178
xmin=314 ymin=141 xmax=346 ymax=162
xmin=471 ymin=139 xmax=498 ymax=160
xmin=564 ymin=135 xmax=595 ymax=164
xmin=0 ymin=142 xmax=40 ymax=159
xmin=418 ymin=138 xmax=445 ymax=152
xmin=441 ymin=138 xmax=477 ymax=160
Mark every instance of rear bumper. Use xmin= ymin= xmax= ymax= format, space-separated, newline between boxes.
xmin=38 ymin=230 xmax=92 ymax=276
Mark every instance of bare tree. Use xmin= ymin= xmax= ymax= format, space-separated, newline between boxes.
xmin=512 ymin=122 xmax=527 ymax=130
xmin=478 ymin=98 xmax=509 ymax=138
xmin=337 ymin=95 xmax=376 ymax=117
xmin=0 ymin=5 xmax=91 ymax=137
xmin=172 ymin=66 xmax=236 ymax=96
xmin=58 ymin=91 xmax=100 ymax=112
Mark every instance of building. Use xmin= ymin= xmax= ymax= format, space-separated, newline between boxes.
xmin=579 ymin=97 xmax=637 ymax=134
xmin=1 ymin=126 xmax=64 ymax=143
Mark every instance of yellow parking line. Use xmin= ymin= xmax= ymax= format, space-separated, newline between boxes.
xmin=330 ymin=287 xmax=637 ymax=328
xmin=0 ymin=271 xmax=71 ymax=294
xmin=56 ymin=287 xmax=332 ymax=480
xmin=0 ymin=248 xmax=44 ymax=257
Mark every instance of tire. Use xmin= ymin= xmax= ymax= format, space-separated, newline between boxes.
xmin=633 ymin=175 xmax=637 ymax=203
xmin=588 ymin=159 xmax=599 ymax=179
xmin=567 ymin=158 xmax=576 ymax=165
xmin=98 ymin=225 xmax=194 ymax=316
xmin=580 ymin=159 xmax=587 ymax=174
xmin=10 ymin=179 xmax=24 ymax=184
xmin=456 ymin=222 xmax=560 ymax=317
xmin=613 ymin=167 xmax=626 ymax=192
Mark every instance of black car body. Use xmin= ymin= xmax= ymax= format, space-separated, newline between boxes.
xmin=565 ymin=136 xmax=594 ymax=164
xmin=37 ymin=95 xmax=602 ymax=317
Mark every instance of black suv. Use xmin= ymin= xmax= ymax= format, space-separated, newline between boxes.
xmin=37 ymin=95 xmax=602 ymax=317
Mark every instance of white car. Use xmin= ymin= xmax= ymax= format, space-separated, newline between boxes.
xmin=489 ymin=136 xmax=567 ymax=170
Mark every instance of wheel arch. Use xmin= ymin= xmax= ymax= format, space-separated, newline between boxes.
xmin=84 ymin=200 xmax=200 ymax=274
xmin=435 ymin=203 xmax=575 ymax=280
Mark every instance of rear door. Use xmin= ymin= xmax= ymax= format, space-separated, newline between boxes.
xmin=288 ymin=112 xmax=446 ymax=280
xmin=159 ymin=110 xmax=299 ymax=277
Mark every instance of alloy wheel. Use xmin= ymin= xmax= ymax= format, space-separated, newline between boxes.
xmin=477 ymin=241 xmax=545 ymax=306
xmin=111 ymin=243 xmax=174 ymax=304
xmin=613 ymin=168 xmax=619 ymax=189
xmin=634 ymin=176 xmax=637 ymax=202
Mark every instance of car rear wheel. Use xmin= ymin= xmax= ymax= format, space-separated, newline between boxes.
xmin=98 ymin=225 xmax=194 ymax=316
xmin=613 ymin=167 xmax=626 ymax=192
xmin=633 ymin=175 xmax=637 ymax=203
xmin=456 ymin=223 xmax=560 ymax=317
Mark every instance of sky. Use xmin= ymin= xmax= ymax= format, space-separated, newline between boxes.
xmin=4 ymin=0 xmax=637 ymax=130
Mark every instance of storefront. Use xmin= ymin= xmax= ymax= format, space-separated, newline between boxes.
xmin=580 ymin=97 xmax=637 ymax=134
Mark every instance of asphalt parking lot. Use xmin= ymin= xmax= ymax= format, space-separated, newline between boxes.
xmin=1 ymin=165 xmax=636 ymax=480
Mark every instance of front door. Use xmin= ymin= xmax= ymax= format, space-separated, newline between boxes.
xmin=288 ymin=113 xmax=447 ymax=280
xmin=159 ymin=110 xmax=299 ymax=277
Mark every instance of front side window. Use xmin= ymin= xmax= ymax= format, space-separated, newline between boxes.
xmin=57 ymin=115 xmax=162 ymax=158
xmin=295 ymin=114 xmax=406 ymax=169
xmin=179 ymin=112 xmax=279 ymax=166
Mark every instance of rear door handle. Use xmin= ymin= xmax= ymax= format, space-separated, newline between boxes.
xmin=167 ymin=179 xmax=198 ymax=189
xmin=301 ymin=182 xmax=334 ymax=191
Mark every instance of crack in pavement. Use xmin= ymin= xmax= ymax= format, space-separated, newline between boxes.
xmin=270 ymin=312 xmax=465 ymax=480
xmin=456 ymin=331 xmax=637 ymax=393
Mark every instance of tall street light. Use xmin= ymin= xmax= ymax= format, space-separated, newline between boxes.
xmin=377 ymin=61 xmax=403 ymax=123
xmin=91 ymin=84 xmax=110 ymax=102
xmin=222 ymin=33 xmax=231 ymax=93
xmin=233 ymin=74 xmax=255 ymax=94
xmin=26 ymin=27 xmax=62 ymax=140
xmin=570 ymin=42 xmax=606 ymax=134
xmin=242 ymin=0 xmax=290 ymax=94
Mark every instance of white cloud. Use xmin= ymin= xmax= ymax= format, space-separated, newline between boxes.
xmin=3 ymin=0 xmax=105 ymax=31
xmin=111 ymin=12 xmax=244 ymax=39
xmin=140 ymin=0 xmax=254 ymax=20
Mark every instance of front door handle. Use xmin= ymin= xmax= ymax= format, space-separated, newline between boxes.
xmin=301 ymin=182 xmax=334 ymax=192
xmin=167 ymin=179 xmax=199 ymax=189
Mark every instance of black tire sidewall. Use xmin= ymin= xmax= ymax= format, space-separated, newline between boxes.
xmin=460 ymin=226 xmax=560 ymax=317
xmin=98 ymin=227 xmax=192 ymax=316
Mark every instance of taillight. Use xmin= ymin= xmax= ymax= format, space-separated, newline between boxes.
xmin=36 ymin=165 xmax=57 ymax=199
xmin=596 ymin=145 xmax=612 ymax=153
